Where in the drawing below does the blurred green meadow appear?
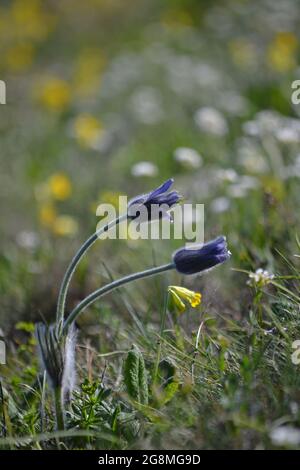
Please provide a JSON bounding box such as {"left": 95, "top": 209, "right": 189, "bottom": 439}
{"left": 0, "top": 0, "right": 300, "bottom": 450}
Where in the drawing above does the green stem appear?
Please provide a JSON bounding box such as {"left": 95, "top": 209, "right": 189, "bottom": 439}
{"left": 153, "top": 291, "right": 169, "bottom": 384}
{"left": 63, "top": 263, "right": 175, "bottom": 335}
{"left": 56, "top": 214, "right": 127, "bottom": 335}
{"left": 54, "top": 387, "right": 65, "bottom": 431}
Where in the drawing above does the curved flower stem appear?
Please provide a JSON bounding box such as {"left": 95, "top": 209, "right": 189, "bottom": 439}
{"left": 63, "top": 262, "right": 175, "bottom": 335}
{"left": 56, "top": 214, "right": 127, "bottom": 335}
{"left": 153, "top": 291, "right": 169, "bottom": 385}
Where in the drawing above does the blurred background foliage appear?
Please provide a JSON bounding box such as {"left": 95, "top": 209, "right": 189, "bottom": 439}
{"left": 0, "top": 0, "right": 299, "bottom": 338}
{"left": 1, "top": 0, "right": 300, "bottom": 451}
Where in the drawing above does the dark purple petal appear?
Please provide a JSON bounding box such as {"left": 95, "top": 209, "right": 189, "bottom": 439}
{"left": 173, "top": 236, "right": 230, "bottom": 275}
{"left": 128, "top": 178, "right": 180, "bottom": 221}
{"left": 147, "top": 178, "right": 174, "bottom": 200}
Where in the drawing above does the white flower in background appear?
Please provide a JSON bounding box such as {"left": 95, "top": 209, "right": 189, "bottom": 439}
{"left": 130, "top": 87, "right": 164, "bottom": 124}
{"left": 256, "top": 110, "right": 281, "bottom": 132}
{"left": 210, "top": 197, "right": 230, "bottom": 213}
{"left": 275, "top": 127, "right": 300, "bottom": 144}
{"left": 131, "top": 161, "right": 158, "bottom": 177}
{"left": 274, "top": 118, "right": 300, "bottom": 144}
{"left": 228, "top": 175, "right": 259, "bottom": 198}
{"left": 237, "top": 138, "right": 268, "bottom": 174}
{"left": 216, "top": 168, "right": 239, "bottom": 183}
{"left": 270, "top": 426, "right": 300, "bottom": 447}
{"left": 243, "top": 110, "right": 282, "bottom": 137}
{"left": 242, "top": 120, "right": 260, "bottom": 137}
{"left": 16, "top": 231, "right": 40, "bottom": 250}
{"left": 228, "top": 184, "right": 248, "bottom": 199}
{"left": 194, "top": 107, "right": 228, "bottom": 136}
{"left": 243, "top": 111, "right": 300, "bottom": 143}
{"left": 247, "top": 268, "right": 274, "bottom": 288}
{"left": 173, "top": 147, "right": 202, "bottom": 169}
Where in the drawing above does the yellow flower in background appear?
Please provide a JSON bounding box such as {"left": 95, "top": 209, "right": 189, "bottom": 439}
{"left": 267, "top": 32, "right": 298, "bottom": 72}
{"left": 73, "top": 113, "right": 103, "bottom": 148}
{"left": 48, "top": 173, "right": 72, "bottom": 200}
{"left": 37, "top": 77, "right": 71, "bottom": 112}
{"left": 5, "top": 43, "right": 34, "bottom": 72}
{"left": 52, "top": 215, "right": 78, "bottom": 237}
{"left": 39, "top": 203, "right": 57, "bottom": 227}
{"left": 168, "top": 286, "right": 202, "bottom": 313}
{"left": 228, "top": 38, "right": 257, "bottom": 68}
{"left": 73, "top": 48, "right": 106, "bottom": 97}
{"left": 11, "top": 0, "right": 55, "bottom": 41}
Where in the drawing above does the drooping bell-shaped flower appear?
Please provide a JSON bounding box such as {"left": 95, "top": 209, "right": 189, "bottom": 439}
{"left": 173, "top": 236, "right": 230, "bottom": 275}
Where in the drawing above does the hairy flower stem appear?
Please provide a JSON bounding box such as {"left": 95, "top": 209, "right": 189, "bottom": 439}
{"left": 56, "top": 214, "right": 127, "bottom": 335}
{"left": 54, "top": 387, "right": 65, "bottom": 431}
{"left": 63, "top": 262, "right": 175, "bottom": 335}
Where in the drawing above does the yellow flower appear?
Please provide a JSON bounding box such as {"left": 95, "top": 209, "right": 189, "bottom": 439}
{"left": 267, "top": 32, "right": 298, "bottom": 72}
{"left": 73, "top": 113, "right": 103, "bottom": 148}
{"left": 73, "top": 48, "right": 106, "bottom": 97}
{"left": 5, "top": 43, "right": 34, "bottom": 72}
{"left": 11, "top": 0, "right": 56, "bottom": 41}
{"left": 52, "top": 215, "right": 78, "bottom": 237}
{"left": 48, "top": 173, "right": 72, "bottom": 200}
{"left": 37, "top": 77, "right": 71, "bottom": 112}
{"left": 168, "top": 286, "right": 202, "bottom": 313}
{"left": 39, "top": 203, "right": 57, "bottom": 227}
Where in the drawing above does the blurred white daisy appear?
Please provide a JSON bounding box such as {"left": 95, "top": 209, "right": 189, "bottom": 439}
{"left": 237, "top": 138, "right": 268, "bottom": 173}
{"left": 16, "top": 231, "right": 40, "bottom": 250}
{"left": 275, "top": 127, "right": 300, "bottom": 144}
{"left": 131, "top": 161, "right": 158, "bottom": 177}
{"left": 194, "top": 107, "right": 228, "bottom": 136}
{"left": 242, "top": 120, "right": 260, "bottom": 137}
{"left": 270, "top": 426, "right": 300, "bottom": 447}
{"left": 216, "top": 168, "right": 239, "bottom": 183}
{"left": 243, "top": 110, "right": 282, "bottom": 137}
{"left": 228, "top": 175, "right": 259, "bottom": 198}
{"left": 256, "top": 110, "right": 281, "bottom": 133}
{"left": 210, "top": 197, "right": 230, "bottom": 213}
{"left": 130, "top": 87, "right": 164, "bottom": 124}
{"left": 173, "top": 147, "right": 202, "bottom": 169}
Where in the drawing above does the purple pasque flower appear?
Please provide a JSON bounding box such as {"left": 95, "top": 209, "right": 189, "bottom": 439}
{"left": 173, "top": 236, "right": 230, "bottom": 275}
{"left": 128, "top": 178, "right": 181, "bottom": 221}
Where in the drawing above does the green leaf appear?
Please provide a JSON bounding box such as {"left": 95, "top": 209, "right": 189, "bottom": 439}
{"left": 123, "top": 345, "right": 149, "bottom": 405}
